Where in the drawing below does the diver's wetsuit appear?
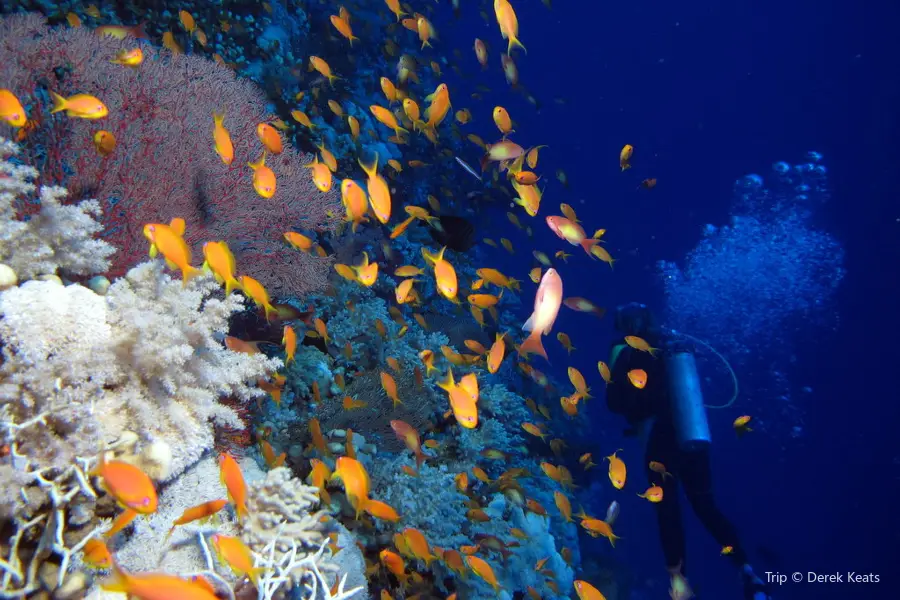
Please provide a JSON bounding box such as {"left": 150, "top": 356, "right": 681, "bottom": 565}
{"left": 607, "top": 337, "right": 747, "bottom": 574}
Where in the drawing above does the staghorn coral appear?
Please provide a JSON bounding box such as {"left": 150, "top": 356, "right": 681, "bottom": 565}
{"left": 0, "top": 137, "right": 114, "bottom": 282}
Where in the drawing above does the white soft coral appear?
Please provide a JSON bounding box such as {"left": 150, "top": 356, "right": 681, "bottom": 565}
{"left": 0, "top": 137, "right": 115, "bottom": 280}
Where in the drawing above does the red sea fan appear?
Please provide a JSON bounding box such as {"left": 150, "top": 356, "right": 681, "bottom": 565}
{"left": 0, "top": 13, "right": 339, "bottom": 297}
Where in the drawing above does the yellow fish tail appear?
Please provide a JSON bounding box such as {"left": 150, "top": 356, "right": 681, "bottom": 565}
{"left": 181, "top": 265, "right": 204, "bottom": 288}
{"left": 224, "top": 276, "right": 242, "bottom": 297}
{"left": 357, "top": 153, "right": 379, "bottom": 178}
{"left": 263, "top": 302, "right": 277, "bottom": 323}
{"left": 507, "top": 36, "right": 527, "bottom": 56}
{"left": 49, "top": 91, "right": 68, "bottom": 114}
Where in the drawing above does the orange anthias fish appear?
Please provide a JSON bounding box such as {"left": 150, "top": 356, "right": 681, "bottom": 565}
{"left": 332, "top": 457, "right": 371, "bottom": 517}
{"left": 212, "top": 111, "right": 234, "bottom": 165}
{"left": 341, "top": 178, "right": 369, "bottom": 232}
{"left": 546, "top": 216, "right": 600, "bottom": 256}
{"left": 202, "top": 240, "right": 241, "bottom": 296}
{"left": 248, "top": 153, "right": 277, "bottom": 198}
{"left": 605, "top": 450, "right": 627, "bottom": 489}
{"left": 260, "top": 439, "right": 286, "bottom": 467}
{"left": 0, "top": 89, "right": 27, "bottom": 127}
{"left": 380, "top": 77, "right": 399, "bottom": 104}
{"left": 493, "top": 106, "right": 513, "bottom": 135}
{"left": 330, "top": 14, "right": 359, "bottom": 45}
{"left": 282, "top": 325, "right": 297, "bottom": 364}
{"left": 370, "top": 104, "right": 409, "bottom": 137}
{"left": 521, "top": 422, "right": 548, "bottom": 441}
{"left": 564, "top": 297, "right": 606, "bottom": 318}
{"left": 350, "top": 252, "right": 378, "bottom": 287}
{"left": 257, "top": 122, "right": 283, "bottom": 155}
{"left": 417, "top": 17, "right": 436, "bottom": 49}
{"left": 238, "top": 275, "right": 276, "bottom": 322}
{"left": 474, "top": 38, "right": 488, "bottom": 68}
{"left": 554, "top": 491, "right": 573, "bottom": 522}
{"left": 95, "top": 23, "right": 149, "bottom": 40}
{"left": 381, "top": 371, "right": 402, "bottom": 407}
{"left": 487, "top": 333, "right": 506, "bottom": 374}
{"left": 179, "top": 10, "right": 196, "bottom": 34}
{"left": 358, "top": 153, "right": 392, "bottom": 224}
{"left": 102, "top": 567, "right": 220, "bottom": 599}
{"left": 424, "top": 83, "right": 451, "bottom": 126}
{"left": 82, "top": 538, "right": 113, "bottom": 569}
{"left": 574, "top": 580, "right": 607, "bottom": 600}
{"left": 92, "top": 457, "right": 158, "bottom": 513}
{"left": 580, "top": 453, "right": 597, "bottom": 469}
{"left": 284, "top": 231, "right": 315, "bottom": 253}
{"left": 627, "top": 368, "right": 647, "bottom": 389}
{"left": 493, "top": 0, "right": 526, "bottom": 55}
{"left": 93, "top": 130, "right": 117, "bottom": 156}
{"left": 403, "top": 528, "right": 435, "bottom": 566}
{"left": 307, "top": 458, "right": 332, "bottom": 503}
{"left": 390, "top": 420, "right": 426, "bottom": 468}
{"left": 620, "top": 144, "right": 634, "bottom": 171}
{"left": 304, "top": 156, "right": 333, "bottom": 192}
{"left": 580, "top": 518, "right": 621, "bottom": 547}
{"left": 481, "top": 139, "right": 524, "bottom": 169}
{"left": 649, "top": 461, "right": 673, "bottom": 480}
{"left": 466, "top": 555, "right": 501, "bottom": 592}
{"left": 309, "top": 56, "right": 341, "bottom": 87}
{"left": 385, "top": 0, "right": 406, "bottom": 21}
{"left": 637, "top": 484, "right": 664, "bottom": 503}
{"left": 733, "top": 415, "right": 753, "bottom": 436}
{"left": 422, "top": 246, "right": 459, "bottom": 302}
{"left": 518, "top": 268, "right": 563, "bottom": 360}
{"left": 142, "top": 222, "right": 203, "bottom": 285}
{"left": 309, "top": 418, "right": 331, "bottom": 457}
{"left": 219, "top": 453, "right": 248, "bottom": 520}
{"left": 597, "top": 361, "right": 613, "bottom": 385}
{"left": 210, "top": 534, "right": 265, "bottom": 586}
{"left": 568, "top": 366, "right": 592, "bottom": 399}
{"left": 110, "top": 47, "right": 144, "bottom": 68}
{"left": 624, "top": 335, "right": 659, "bottom": 357}
{"left": 168, "top": 499, "right": 228, "bottom": 536}
{"left": 49, "top": 92, "right": 108, "bottom": 119}
{"left": 436, "top": 368, "right": 479, "bottom": 428}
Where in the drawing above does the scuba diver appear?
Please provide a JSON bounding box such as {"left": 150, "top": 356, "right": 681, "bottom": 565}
{"left": 605, "top": 302, "right": 772, "bottom": 600}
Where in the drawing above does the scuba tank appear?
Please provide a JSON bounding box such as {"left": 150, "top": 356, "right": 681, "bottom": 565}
{"left": 664, "top": 336, "right": 712, "bottom": 451}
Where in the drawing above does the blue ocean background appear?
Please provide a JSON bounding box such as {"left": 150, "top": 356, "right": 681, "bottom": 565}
{"left": 428, "top": 1, "right": 898, "bottom": 598}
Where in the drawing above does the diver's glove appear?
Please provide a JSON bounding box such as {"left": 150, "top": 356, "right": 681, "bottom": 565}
{"left": 742, "top": 564, "right": 772, "bottom": 600}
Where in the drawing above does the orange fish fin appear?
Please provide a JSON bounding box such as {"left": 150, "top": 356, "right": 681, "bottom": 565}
{"left": 517, "top": 332, "right": 547, "bottom": 360}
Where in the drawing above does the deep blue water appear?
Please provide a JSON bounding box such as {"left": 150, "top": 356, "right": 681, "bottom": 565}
{"left": 430, "top": 0, "right": 899, "bottom": 598}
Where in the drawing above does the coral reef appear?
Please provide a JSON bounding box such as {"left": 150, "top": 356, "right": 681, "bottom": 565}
{"left": 0, "top": 138, "right": 115, "bottom": 282}
{"left": 0, "top": 13, "right": 340, "bottom": 297}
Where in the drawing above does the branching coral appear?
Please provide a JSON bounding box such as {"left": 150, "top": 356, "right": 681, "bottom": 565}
{"left": 240, "top": 467, "right": 368, "bottom": 600}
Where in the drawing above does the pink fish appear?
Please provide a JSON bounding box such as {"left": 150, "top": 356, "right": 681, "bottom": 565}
{"left": 518, "top": 268, "right": 562, "bottom": 360}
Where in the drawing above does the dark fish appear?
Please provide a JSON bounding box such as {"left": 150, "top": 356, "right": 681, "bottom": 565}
{"left": 428, "top": 215, "right": 476, "bottom": 252}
